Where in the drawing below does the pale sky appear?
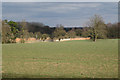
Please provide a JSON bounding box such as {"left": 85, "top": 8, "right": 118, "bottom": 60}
{"left": 2, "top": 0, "right": 120, "bottom": 2}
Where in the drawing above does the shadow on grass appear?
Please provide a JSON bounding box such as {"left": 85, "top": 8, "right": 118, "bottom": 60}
{"left": 2, "top": 73, "right": 60, "bottom": 78}
{"left": 1, "top": 73, "right": 119, "bottom": 80}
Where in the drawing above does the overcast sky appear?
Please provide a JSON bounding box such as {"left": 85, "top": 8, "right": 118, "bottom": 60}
{"left": 2, "top": 0, "right": 119, "bottom": 2}
{"left": 2, "top": 2, "right": 118, "bottom": 27}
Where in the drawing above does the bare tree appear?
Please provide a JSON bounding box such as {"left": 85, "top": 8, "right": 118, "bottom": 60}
{"left": 20, "top": 20, "right": 29, "bottom": 43}
{"left": 86, "top": 15, "right": 107, "bottom": 42}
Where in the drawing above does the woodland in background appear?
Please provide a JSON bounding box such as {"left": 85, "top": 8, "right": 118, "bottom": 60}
{"left": 1, "top": 15, "right": 120, "bottom": 43}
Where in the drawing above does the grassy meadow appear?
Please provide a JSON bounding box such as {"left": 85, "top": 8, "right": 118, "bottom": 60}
{"left": 2, "top": 39, "right": 118, "bottom": 78}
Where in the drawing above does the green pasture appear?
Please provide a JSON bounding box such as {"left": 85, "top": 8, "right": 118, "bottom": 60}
{"left": 2, "top": 39, "right": 118, "bottom": 78}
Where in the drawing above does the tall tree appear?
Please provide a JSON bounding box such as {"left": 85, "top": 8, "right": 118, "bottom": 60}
{"left": 67, "top": 28, "right": 76, "bottom": 38}
{"left": 8, "top": 21, "right": 19, "bottom": 43}
{"left": 2, "top": 20, "right": 11, "bottom": 43}
{"left": 86, "top": 15, "right": 107, "bottom": 42}
{"left": 20, "top": 20, "right": 29, "bottom": 42}
{"left": 106, "top": 23, "right": 118, "bottom": 38}
{"left": 53, "top": 24, "right": 66, "bottom": 41}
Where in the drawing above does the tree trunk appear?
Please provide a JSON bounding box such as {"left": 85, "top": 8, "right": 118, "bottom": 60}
{"left": 93, "top": 38, "right": 96, "bottom": 42}
{"left": 93, "top": 34, "right": 96, "bottom": 42}
{"left": 59, "top": 38, "right": 61, "bottom": 41}
{"left": 43, "top": 39, "right": 45, "bottom": 42}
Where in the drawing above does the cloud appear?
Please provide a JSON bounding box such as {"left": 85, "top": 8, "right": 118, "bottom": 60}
{"left": 2, "top": 2, "right": 118, "bottom": 26}
{"left": 3, "top": 0, "right": 119, "bottom": 2}
{"left": 3, "top": 2, "right": 102, "bottom": 13}
{"left": 0, "top": 2, "right": 1, "bottom": 19}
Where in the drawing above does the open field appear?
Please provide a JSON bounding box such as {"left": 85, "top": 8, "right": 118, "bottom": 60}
{"left": 2, "top": 39, "right": 118, "bottom": 78}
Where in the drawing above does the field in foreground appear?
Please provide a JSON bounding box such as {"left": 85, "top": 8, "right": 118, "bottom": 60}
{"left": 2, "top": 39, "right": 118, "bottom": 78}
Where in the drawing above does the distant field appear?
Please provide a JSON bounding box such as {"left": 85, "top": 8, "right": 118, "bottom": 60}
{"left": 2, "top": 39, "right": 118, "bottom": 78}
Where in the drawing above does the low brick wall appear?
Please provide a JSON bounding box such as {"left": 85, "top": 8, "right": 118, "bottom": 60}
{"left": 27, "top": 38, "right": 36, "bottom": 41}
{"left": 70, "top": 37, "right": 90, "bottom": 40}
{"left": 16, "top": 37, "right": 91, "bottom": 43}
{"left": 15, "top": 38, "right": 21, "bottom": 43}
{"left": 15, "top": 38, "right": 37, "bottom": 43}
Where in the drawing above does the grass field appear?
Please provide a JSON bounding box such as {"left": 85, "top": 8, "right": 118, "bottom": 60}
{"left": 2, "top": 39, "right": 118, "bottom": 78}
